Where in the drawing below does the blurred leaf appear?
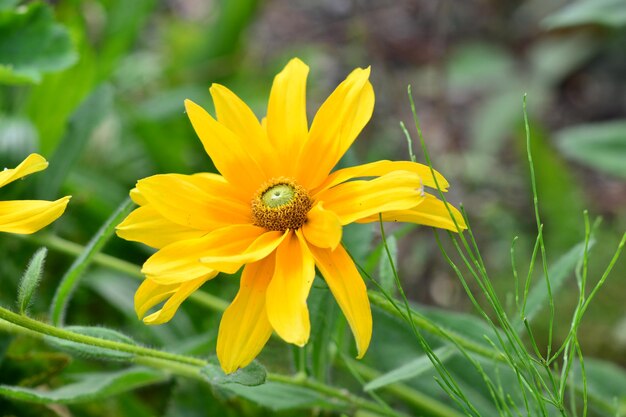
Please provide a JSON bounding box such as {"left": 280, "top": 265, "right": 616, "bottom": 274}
{"left": 577, "top": 358, "right": 626, "bottom": 415}
{"left": 446, "top": 43, "right": 515, "bottom": 90}
{"left": 0, "top": 0, "right": 19, "bottom": 10}
{"left": 309, "top": 284, "right": 338, "bottom": 381}
{"left": 543, "top": 0, "right": 626, "bottom": 29}
{"left": 529, "top": 35, "right": 597, "bottom": 87}
{"left": 0, "top": 367, "right": 166, "bottom": 404}
{"left": 364, "top": 345, "right": 456, "bottom": 391}
{"left": 555, "top": 120, "right": 626, "bottom": 179}
{"left": 223, "top": 381, "right": 342, "bottom": 411}
{"left": 0, "top": 117, "right": 38, "bottom": 167}
{"left": 522, "top": 123, "right": 587, "bottom": 250}
{"left": 0, "top": 2, "right": 77, "bottom": 84}
{"left": 201, "top": 359, "right": 266, "bottom": 386}
{"left": 45, "top": 326, "right": 136, "bottom": 361}
{"left": 36, "top": 84, "right": 114, "bottom": 200}
{"left": 377, "top": 235, "right": 398, "bottom": 295}
{"left": 17, "top": 247, "right": 47, "bottom": 315}
{"left": 518, "top": 240, "right": 592, "bottom": 328}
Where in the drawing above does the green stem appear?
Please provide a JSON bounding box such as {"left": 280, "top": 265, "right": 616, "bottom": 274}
{"left": 50, "top": 198, "right": 136, "bottom": 326}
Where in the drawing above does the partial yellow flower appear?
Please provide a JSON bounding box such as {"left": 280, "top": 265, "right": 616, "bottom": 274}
{"left": 116, "top": 58, "right": 466, "bottom": 373}
{"left": 0, "top": 154, "right": 71, "bottom": 234}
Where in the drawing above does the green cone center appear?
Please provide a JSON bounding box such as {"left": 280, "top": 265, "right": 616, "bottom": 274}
{"left": 262, "top": 184, "right": 295, "bottom": 208}
{"left": 252, "top": 178, "right": 313, "bottom": 231}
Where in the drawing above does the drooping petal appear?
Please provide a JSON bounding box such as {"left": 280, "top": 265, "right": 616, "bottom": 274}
{"left": 265, "top": 231, "right": 315, "bottom": 346}
{"left": 136, "top": 173, "right": 251, "bottom": 231}
{"left": 143, "top": 225, "right": 284, "bottom": 283}
{"left": 265, "top": 58, "right": 309, "bottom": 177}
{"left": 0, "top": 154, "right": 48, "bottom": 188}
{"left": 138, "top": 274, "right": 217, "bottom": 325}
{"left": 296, "top": 67, "right": 374, "bottom": 189}
{"left": 116, "top": 205, "right": 207, "bottom": 249}
{"left": 308, "top": 243, "right": 372, "bottom": 358}
{"left": 210, "top": 84, "right": 278, "bottom": 177}
{"left": 217, "top": 254, "right": 275, "bottom": 373}
{"left": 0, "top": 197, "right": 71, "bottom": 234}
{"left": 199, "top": 226, "right": 288, "bottom": 274}
{"left": 313, "top": 160, "right": 450, "bottom": 195}
{"left": 301, "top": 202, "right": 342, "bottom": 250}
{"left": 316, "top": 171, "right": 424, "bottom": 225}
{"left": 184, "top": 99, "right": 268, "bottom": 197}
{"left": 357, "top": 193, "right": 467, "bottom": 232}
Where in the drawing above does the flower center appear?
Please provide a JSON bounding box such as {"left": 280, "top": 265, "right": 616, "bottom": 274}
{"left": 252, "top": 177, "right": 313, "bottom": 231}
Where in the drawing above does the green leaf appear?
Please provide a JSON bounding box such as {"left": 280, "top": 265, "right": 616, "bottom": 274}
{"left": 44, "top": 326, "right": 137, "bottom": 361}
{"left": 201, "top": 359, "right": 266, "bottom": 386}
{"left": 0, "top": 117, "right": 38, "bottom": 167}
{"left": 377, "top": 234, "right": 398, "bottom": 295}
{"left": 0, "top": 367, "right": 166, "bottom": 404}
{"left": 0, "top": 0, "right": 19, "bottom": 11}
{"left": 364, "top": 345, "right": 456, "bottom": 391}
{"left": 0, "top": 2, "right": 77, "bottom": 84}
{"left": 36, "top": 84, "right": 114, "bottom": 200}
{"left": 578, "top": 358, "right": 626, "bottom": 415}
{"left": 223, "top": 381, "right": 341, "bottom": 411}
{"left": 519, "top": 241, "right": 592, "bottom": 327}
{"left": 555, "top": 120, "right": 626, "bottom": 179}
{"left": 17, "top": 247, "right": 47, "bottom": 315}
{"left": 543, "top": 0, "right": 626, "bottom": 29}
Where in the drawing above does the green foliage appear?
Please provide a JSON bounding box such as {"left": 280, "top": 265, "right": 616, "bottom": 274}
{"left": 543, "top": 0, "right": 626, "bottom": 29}
{"left": 201, "top": 359, "right": 267, "bottom": 387}
{"left": 0, "top": 367, "right": 166, "bottom": 404}
{"left": 45, "top": 326, "right": 136, "bottom": 362}
{"left": 556, "top": 120, "right": 626, "bottom": 179}
{"left": 16, "top": 247, "right": 47, "bottom": 315}
{"left": 0, "top": 2, "right": 77, "bottom": 84}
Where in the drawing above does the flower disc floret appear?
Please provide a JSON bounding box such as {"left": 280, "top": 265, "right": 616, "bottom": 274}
{"left": 252, "top": 177, "right": 312, "bottom": 231}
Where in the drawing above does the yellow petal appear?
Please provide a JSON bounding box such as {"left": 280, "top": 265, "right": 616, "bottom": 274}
{"left": 265, "top": 58, "right": 309, "bottom": 177}
{"left": 129, "top": 188, "right": 147, "bottom": 206}
{"left": 136, "top": 173, "right": 251, "bottom": 231}
{"left": 210, "top": 84, "right": 278, "bottom": 177}
{"left": 0, "top": 154, "right": 48, "bottom": 188}
{"left": 301, "top": 202, "right": 342, "bottom": 250}
{"left": 138, "top": 274, "right": 217, "bottom": 325}
{"left": 217, "top": 254, "right": 275, "bottom": 373}
{"left": 357, "top": 193, "right": 467, "bottom": 232}
{"left": 313, "top": 160, "right": 449, "bottom": 195}
{"left": 184, "top": 99, "right": 268, "bottom": 197}
{"left": 316, "top": 171, "right": 424, "bottom": 225}
{"left": 199, "top": 226, "right": 288, "bottom": 274}
{"left": 0, "top": 197, "right": 70, "bottom": 234}
{"left": 265, "top": 231, "right": 315, "bottom": 346}
{"left": 296, "top": 67, "right": 374, "bottom": 189}
{"left": 116, "top": 205, "right": 207, "bottom": 249}
{"left": 308, "top": 243, "right": 372, "bottom": 358}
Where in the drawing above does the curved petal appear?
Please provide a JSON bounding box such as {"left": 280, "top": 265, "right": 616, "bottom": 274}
{"left": 316, "top": 171, "right": 424, "bottom": 225}
{"left": 0, "top": 197, "right": 70, "bottom": 234}
{"left": 184, "top": 99, "right": 268, "bottom": 197}
{"left": 313, "top": 160, "right": 449, "bottom": 195}
{"left": 308, "top": 243, "right": 372, "bottom": 358}
{"left": 266, "top": 231, "right": 315, "bottom": 346}
{"left": 265, "top": 58, "right": 309, "bottom": 177}
{"left": 217, "top": 254, "right": 275, "bottom": 373}
{"left": 296, "top": 67, "right": 374, "bottom": 189}
{"left": 0, "top": 154, "right": 48, "bottom": 188}
{"left": 357, "top": 193, "right": 467, "bottom": 232}
{"left": 116, "top": 205, "right": 207, "bottom": 249}
{"left": 210, "top": 84, "right": 278, "bottom": 177}
{"left": 137, "top": 273, "right": 217, "bottom": 325}
{"left": 136, "top": 173, "right": 251, "bottom": 231}
{"left": 129, "top": 188, "right": 148, "bottom": 206}
{"left": 200, "top": 226, "right": 288, "bottom": 274}
{"left": 301, "top": 202, "right": 342, "bottom": 250}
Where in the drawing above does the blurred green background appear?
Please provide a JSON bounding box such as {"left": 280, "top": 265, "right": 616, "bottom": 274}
{"left": 1, "top": 0, "right": 625, "bottom": 416}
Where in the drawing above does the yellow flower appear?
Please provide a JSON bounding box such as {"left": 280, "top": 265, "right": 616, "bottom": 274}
{"left": 0, "top": 154, "right": 70, "bottom": 234}
{"left": 116, "top": 58, "right": 466, "bottom": 373}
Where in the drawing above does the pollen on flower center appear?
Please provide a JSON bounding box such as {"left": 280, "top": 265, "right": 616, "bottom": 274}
{"left": 252, "top": 177, "right": 313, "bottom": 231}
